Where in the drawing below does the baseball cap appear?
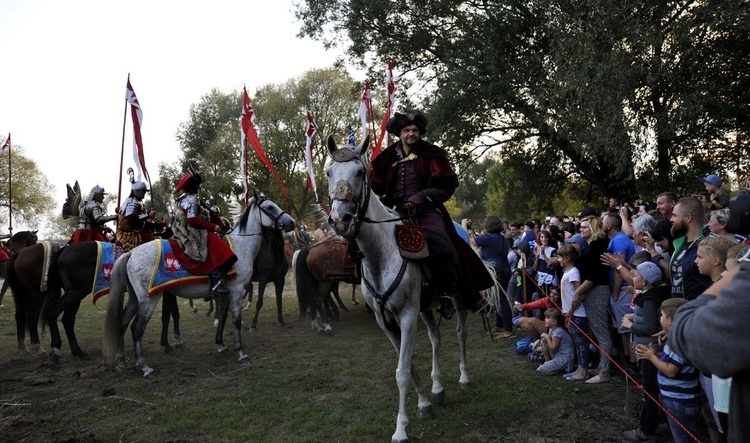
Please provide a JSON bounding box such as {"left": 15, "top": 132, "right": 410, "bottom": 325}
{"left": 700, "top": 174, "right": 722, "bottom": 187}
{"left": 565, "top": 233, "right": 588, "bottom": 251}
{"left": 636, "top": 261, "right": 662, "bottom": 285}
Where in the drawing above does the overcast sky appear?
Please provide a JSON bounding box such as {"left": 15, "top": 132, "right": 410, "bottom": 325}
{"left": 0, "top": 0, "right": 345, "bottom": 236}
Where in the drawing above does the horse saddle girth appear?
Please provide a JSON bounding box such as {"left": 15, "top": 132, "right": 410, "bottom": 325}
{"left": 320, "top": 239, "right": 359, "bottom": 283}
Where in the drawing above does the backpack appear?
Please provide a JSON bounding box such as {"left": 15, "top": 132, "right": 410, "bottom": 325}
{"left": 515, "top": 336, "right": 534, "bottom": 355}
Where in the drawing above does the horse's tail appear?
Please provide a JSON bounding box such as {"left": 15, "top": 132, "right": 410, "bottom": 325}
{"left": 102, "top": 251, "right": 131, "bottom": 361}
{"left": 294, "top": 248, "right": 314, "bottom": 318}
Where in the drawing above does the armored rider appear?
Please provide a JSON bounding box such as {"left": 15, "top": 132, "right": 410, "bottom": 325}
{"left": 116, "top": 181, "right": 164, "bottom": 252}
{"left": 70, "top": 185, "right": 117, "bottom": 244}
{"left": 170, "top": 173, "right": 237, "bottom": 295}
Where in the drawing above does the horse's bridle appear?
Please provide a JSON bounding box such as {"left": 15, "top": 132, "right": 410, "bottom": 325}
{"left": 232, "top": 198, "right": 290, "bottom": 237}
{"left": 329, "top": 148, "right": 410, "bottom": 304}
{"left": 329, "top": 149, "right": 408, "bottom": 238}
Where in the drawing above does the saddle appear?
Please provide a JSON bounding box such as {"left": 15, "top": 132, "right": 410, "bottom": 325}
{"left": 318, "top": 239, "right": 360, "bottom": 283}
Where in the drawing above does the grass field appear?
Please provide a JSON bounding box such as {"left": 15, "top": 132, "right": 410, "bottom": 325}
{"left": 0, "top": 278, "right": 661, "bottom": 442}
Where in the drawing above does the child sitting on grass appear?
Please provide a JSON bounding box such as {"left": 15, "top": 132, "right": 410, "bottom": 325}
{"left": 531, "top": 308, "right": 575, "bottom": 375}
{"left": 636, "top": 298, "right": 700, "bottom": 443}
{"left": 514, "top": 287, "right": 561, "bottom": 339}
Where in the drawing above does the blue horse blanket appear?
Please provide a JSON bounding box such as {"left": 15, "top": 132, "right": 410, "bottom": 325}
{"left": 92, "top": 240, "right": 235, "bottom": 303}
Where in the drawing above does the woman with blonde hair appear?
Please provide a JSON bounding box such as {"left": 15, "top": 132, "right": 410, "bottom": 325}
{"left": 571, "top": 215, "right": 613, "bottom": 383}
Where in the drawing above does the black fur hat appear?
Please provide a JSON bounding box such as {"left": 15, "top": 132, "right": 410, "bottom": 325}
{"left": 385, "top": 109, "right": 427, "bottom": 135}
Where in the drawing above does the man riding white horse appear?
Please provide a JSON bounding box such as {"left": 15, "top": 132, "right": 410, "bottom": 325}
{"left": 116, "top": 181, "right": 165, "bottom": 252}
{"left": 171, "top": 172, "right": 237, "bottom": 295}
{"left": 370, "top": 109, "right": 493, "bottom": 318}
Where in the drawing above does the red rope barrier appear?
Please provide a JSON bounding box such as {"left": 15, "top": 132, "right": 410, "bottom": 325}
{"left": 517, "top": 269, "right": 700, "bottom": 443}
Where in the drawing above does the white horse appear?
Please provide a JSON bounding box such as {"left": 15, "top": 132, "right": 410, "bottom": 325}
{"left": 103, "top": 195, "right": 295, "bottom": 376}
{"left": 325, "top": 135, "right": 481, "bottom": 443}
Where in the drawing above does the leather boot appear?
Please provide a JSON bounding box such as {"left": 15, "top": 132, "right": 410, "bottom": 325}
{"left": 209, "top": 270, "right": 229, "bottom": 295}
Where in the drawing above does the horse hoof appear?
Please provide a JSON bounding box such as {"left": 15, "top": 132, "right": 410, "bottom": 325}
{"left": 248, "top": 327, "right": 257, "bottom": 333}
{"left": 213, "top": 319, "right": 219, "bottom": 328}
{"left": 459, "top": 381, "right": 470, "bottom": 389}
{"left": 49, "top": 352, "right": 60, "bottom": 364}
{"left": 163, "top": 346, "right": 174, "bottom": 355}
{"left": 191, "top": 307, "right": 198, "bottom": 314}
{"left": 418, "top": 404, "right": 433, "bottom": 419}
{"left": 174, "top": 339, "right": 183, "bottom": 347}
{"left": 432, "top": 390, "right": 446, "bottom": 405}
{"left": 77, "top": 351, "right": 90, "bottom": 361}
{"left": 217, "top": 345, "right": 228, "bottom": 353}
{"left": 392, "top": 436, "right": 410, "bottom": 443}
{"left": 141, "top": 366, "right": 154, "bottom": 377}
{"left": 238, "top": 354, "right": 250, "bottom": 363}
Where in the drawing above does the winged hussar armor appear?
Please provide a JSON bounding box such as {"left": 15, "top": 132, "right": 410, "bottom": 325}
{"left": 62, "top": 181, "right": 82, "bottom": 219}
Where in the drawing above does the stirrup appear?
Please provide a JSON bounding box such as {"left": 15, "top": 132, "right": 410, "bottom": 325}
{"left": 210, "top": 276, "right": 229, "bottom": 295}
{"left": 438, "top": 295, "right": 455, "bottom": 320}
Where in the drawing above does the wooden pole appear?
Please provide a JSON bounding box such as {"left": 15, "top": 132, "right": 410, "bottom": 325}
{"left": 117, "top": 74, "right": 129, "bottom": 212}
{"left": 7, "top": 137, "right": 12, "bottom": 236}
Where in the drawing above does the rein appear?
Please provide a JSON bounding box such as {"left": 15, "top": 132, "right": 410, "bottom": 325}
{"left": 230, "top": 200, "right": 290, "bottom": 237}
{"left": 331, "top": 149, "right": 411, "bottom": 305}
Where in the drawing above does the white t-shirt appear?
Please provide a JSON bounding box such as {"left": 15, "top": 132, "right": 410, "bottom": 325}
{"left": 561, "top": 266, "right": 586, "bottom": 317}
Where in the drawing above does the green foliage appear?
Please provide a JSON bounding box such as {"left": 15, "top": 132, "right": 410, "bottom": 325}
{"left": 0, "top": 145, "right": 55, "bottom": 232}
{"left": 296, "top": 0, "right": 750, "bottom": 219}
{"left": 170, "top": 67, "right": 360, "bottom": 223}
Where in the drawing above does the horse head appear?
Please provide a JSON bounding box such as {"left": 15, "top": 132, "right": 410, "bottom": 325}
{"left": 326, "top": 134, "right": 371, "bottom": 237}
{"left": 240, "top": 195, "right": 295, "bottom": 234}
{"left": 10, "top": 230, "right": 39, "bottom": 253}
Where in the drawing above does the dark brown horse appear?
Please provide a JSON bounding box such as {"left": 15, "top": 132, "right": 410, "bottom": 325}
{"left": 3, "top": 231, "right": 44, "bottom": 352}
{"left": 294, "top": 237, "right": 360, "bottom": 333}
{"left": 244, "top": 229, "right": 290, "bottom": 331}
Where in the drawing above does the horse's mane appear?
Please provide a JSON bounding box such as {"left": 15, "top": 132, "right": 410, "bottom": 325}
{"left": 237, "top": 198, "right": 256, "bottom": 234}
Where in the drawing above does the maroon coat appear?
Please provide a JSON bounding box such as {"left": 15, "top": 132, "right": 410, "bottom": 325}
{"left": 371, "top": 139, "right": 494, "bottom": 309}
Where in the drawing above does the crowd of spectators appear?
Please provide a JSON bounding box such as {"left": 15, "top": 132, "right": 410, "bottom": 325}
{"left": 466, "top": 174, "right": 750, "bottom": 442}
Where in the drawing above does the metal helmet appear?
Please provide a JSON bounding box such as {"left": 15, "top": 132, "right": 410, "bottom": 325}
{"left": 89, "top": 185, "right": 105, "bottom": 202}
{"left": 132, "top": 181, "right": 148, "bottom": 199}
{"left": 210, "top": 205, "right": 220, "bottom": 215}
{"left": 132, "top": 181, "right": 148, "bottom": 191}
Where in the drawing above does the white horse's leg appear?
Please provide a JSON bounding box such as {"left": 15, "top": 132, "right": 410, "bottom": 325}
{"left": 379, "top": 308, "right": 426, "bottom": 443}
{"left": 228, "top": 288, "right": 249, "bottom": 362}
{"left": 131, "top": 296, "right": 158, "bottom": 377}
{"left": 455, "top": 299, "right": 470, "bottom": 386}
{"left": 420, "top": 310, "right": 446, "bottom": 404}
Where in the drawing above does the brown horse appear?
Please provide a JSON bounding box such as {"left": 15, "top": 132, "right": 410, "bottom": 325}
{"left": 294, "top": 237, "right": 360, "bottom": 333}
{"left": 3, "top": 231, "right": 45, "bottom": 352}
{"left": 244, "top": 229, "right": 290, "bottom": 331}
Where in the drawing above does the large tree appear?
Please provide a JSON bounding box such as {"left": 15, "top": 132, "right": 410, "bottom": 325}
{"left": 296, "top": 0, "right": 750, "bottom": 201}
{"left": 0, "top": 145, "right": 55, "bottom": 233}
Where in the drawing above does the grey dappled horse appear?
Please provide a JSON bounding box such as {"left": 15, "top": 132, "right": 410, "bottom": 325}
{"left": 325, "top": 135, "right": 481, "bottom": 443}
{"left": 102, "top": 195, "right": 295, "bottom": 376}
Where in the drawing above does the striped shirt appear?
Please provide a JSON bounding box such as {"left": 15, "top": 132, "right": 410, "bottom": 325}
{"left": 658, "top": 342, "right": 700, "bottom": 401}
